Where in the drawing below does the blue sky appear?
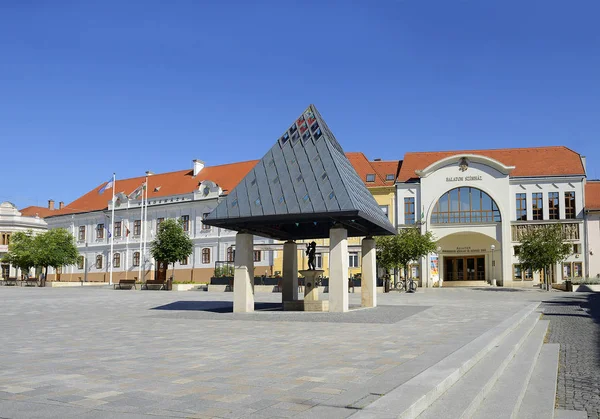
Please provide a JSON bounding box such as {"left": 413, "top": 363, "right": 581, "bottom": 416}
{"left": 1, "top": 1, "right": 599, "bottom": 209}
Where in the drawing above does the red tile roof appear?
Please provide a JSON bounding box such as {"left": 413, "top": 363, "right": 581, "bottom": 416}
{"left": 398, "top": 146, "right": 585, "bottom": 182}
{"left": 21, "top": 154, "right": 398, "bottom": 218}
{"left": 586, "top": 181, "right": 600, "bottom": 211}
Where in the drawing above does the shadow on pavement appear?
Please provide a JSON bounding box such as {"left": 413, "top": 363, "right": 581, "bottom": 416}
{"left": 152, "top": 301, "right": 282, "bottom": 313}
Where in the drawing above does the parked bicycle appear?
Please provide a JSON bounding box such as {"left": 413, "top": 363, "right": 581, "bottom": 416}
{"left": 394, "top": 278, "right": 418, "bottom": 293}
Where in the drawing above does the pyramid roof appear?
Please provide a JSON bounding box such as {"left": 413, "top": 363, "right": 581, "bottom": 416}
{"left": 204, "top": 105, "right": 396, "bottom": 240}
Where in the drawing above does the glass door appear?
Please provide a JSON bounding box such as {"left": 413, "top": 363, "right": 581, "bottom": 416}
{"left": 476, "top": 257, "right": 485, "bottom": 280}
{"left": 466, "top": 258, "right": 475, "bottom": 280}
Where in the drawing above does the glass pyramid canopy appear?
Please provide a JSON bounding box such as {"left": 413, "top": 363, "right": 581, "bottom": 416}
{"left": 204, "top": 105, "right": 397, "bottom": 240}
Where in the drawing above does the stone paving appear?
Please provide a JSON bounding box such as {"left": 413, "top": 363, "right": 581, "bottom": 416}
{"left": 544, "top": 292, "right": 600, "bottom": 419}
{"left": 0, "top": 286, "right": 551, "bottom": 418}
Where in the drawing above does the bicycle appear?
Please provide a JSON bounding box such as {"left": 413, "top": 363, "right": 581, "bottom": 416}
{"left": 394, "top": 278, "right": 418, "bottom": 293}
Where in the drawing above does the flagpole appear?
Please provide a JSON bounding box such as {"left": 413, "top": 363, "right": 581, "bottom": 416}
{"left": 142, "top": 176, "right": 149, "bottom": 281}
{"left": 138, "top": 185, "right": 144, "bottom": 282}
{"left": 109, "top": 173, "right": 115, "bottom": 286}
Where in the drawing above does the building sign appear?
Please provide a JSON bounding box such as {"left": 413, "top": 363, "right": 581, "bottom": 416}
{"left": 446, "top": 176, "right": 483, "bottom": 182}
{"left": 439, "top": 246, "right": 490, "bottom": 254}
{"left": 430, "top": 254, "right": 439, "bottom": 279}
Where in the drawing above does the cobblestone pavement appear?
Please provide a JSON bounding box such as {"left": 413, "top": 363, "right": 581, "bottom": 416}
{"left": 544, "top": 292, "right": 600, "bottom": 419}
{"left": 0, "top": 287, "right": 549, "bottom": 418}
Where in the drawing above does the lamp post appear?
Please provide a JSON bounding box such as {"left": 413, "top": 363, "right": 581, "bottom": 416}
{"left": 490, "top": 244, "right": 496, "bottom": 286}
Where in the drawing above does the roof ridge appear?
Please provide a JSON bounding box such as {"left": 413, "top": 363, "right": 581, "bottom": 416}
{"left": 404, "top": 145, "right": 574, "bottom": 155}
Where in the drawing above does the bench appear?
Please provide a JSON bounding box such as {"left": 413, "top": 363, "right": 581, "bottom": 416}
{"left": 21, "top": 277, "right": 39, "bottom": 287}
{"left": 2, "top": 278, "right": 17, "bottom": 286}
{"left": 143, "top": 280, "right": 167, "bottom": 290}
{"left": 114, "top": 279, "right": 136, "bottom": 290}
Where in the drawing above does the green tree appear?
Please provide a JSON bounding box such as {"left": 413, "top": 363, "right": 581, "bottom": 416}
{"left": 35, "top": 228, "right": 80, "bottom": 281}
{"left": 517, "top": 224, "right": 572, "bottom": 290}
{"left": 376, "top": 227, "right": 437, "bottom": 282}
{"left": 150, "top": 218, "right": 193, "bottom": 281}
{"left": 2, "top": 231, "right": 36, "bottom": 275}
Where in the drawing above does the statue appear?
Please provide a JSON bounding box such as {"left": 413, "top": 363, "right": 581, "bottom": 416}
{"left": 306, "top": 241, "right": 317, "bottom": 270}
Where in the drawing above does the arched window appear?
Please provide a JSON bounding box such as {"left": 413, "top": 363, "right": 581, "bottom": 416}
{"left": 95, "top": 255, "right": 103, "bottom": 269}
{"left": 202, "top": 248, "right": 211, "bottom": 264}
{"left": 113, "top": 253, "right": 121, "bottom": 268}
{"left": 227, "top": 246, "right": 234, "bottom": 262}
{"left": 133, "top": 252, "right": 140, "bottom": 267}
{"left": 432, "top": 187, "right": 501, "bottom": 224}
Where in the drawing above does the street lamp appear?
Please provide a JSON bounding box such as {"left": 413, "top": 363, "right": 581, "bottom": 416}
{"left": 490, "top": 244, "right": 496, "bottom": 286}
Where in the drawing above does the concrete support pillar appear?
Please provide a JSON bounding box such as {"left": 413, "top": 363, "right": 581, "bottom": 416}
{"left": 233, "top": 232, "right": 254, "bottom": 313}
{"left": 282, "top": 241, "right": 298, "bottom": 302}
{"left": 361, "top": 237, "right": 377, "bottom": 308}
{"left": 329, "top": 226, "right": 349, "bottom": 312}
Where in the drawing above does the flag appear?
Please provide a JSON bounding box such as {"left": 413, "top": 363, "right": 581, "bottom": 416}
{"left": 114, "top": 192, "right": 128, "bottom": 207}
{"left": 124, "top": 220, "right": 130, "bottom": 237}
{"left": 128, "top": 183, "right": 145, "bottom": 200}
{"left": 104, "top": 214, "right": 112, "bottom": 238}
{"left": 98, "top": 177, "right": 114, "bottom": 194}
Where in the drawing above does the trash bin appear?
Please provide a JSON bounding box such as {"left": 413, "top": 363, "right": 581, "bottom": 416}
{"left": 565, "top": 280, "right": 573, "bottom": 292}
{"left": 167, "top": 276, "right": 173, "bottom": 291}
{"left": 384, "top": 278, "right": 390, "bottom": 293}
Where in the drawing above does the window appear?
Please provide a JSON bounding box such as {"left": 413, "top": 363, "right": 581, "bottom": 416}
{"left": 133, "top": 252, "right": 140, "bottom": 267}
{"left": 253, "top": 250, "right": 261, "bottom": 262}
{"left": 404, "top": 197, "right": 415, "bottom": 224}
{"left": 563, "top": 262, "right": 572, "bottom": 279}
{"left": 514, "top": 246, "right": 521, "bottom": 256}
{"left": 380, "top": 205, "right": 389, "bottom": 216}
{"left": 157, "top": 218, "right": 164, "bottom": 230}
{"left": 548, "top": 192, "right": 559, "bottom": 220}
{"left": 516, "top": 193, "right": 527, "bottom": 221}
{"left": 114, "top": 221, "right": 122, "bottom": 237}
{"left": 78, "top": 226, "right": 86, "bottom": 241}
{"left": 573, "top": 243, "right": 581, "bottom": 254}
{"left": 532, "top": 193, "right": 543, "bottom": 220}
{"left": 133, "top": 220, "right": 141, "bottom": 236}
{"left": 202, "top": 248, "right": 211, "bottom": 264}
{"left": 431, "top": 187, "right": 501, "bottom": 224}
{"left": 565, "top": 192, "right": 576, "bottom": 219}
{"left": 513, "top": 264, "right": 522, "bottom": 280}
{"left": 1, "top": 233, "right": 11, "bottom": 245}
{"left": 96, "top": 224, "right": 104, "bottom": 239}
{"left": 77, "top": 256, "right": 84, "bottom": 270}
{"left": 180, "top": 256, "right": 188, "bottom": 265}
{"left": 113, "top": 253, "right": 120, "bottom": 268}
{"left": 315, "top": 253, "right": 322, "bottom": 269}
{"left": 95, "top": 255, "right": 103, "bottom": 269}
{"left": 202, "top": 213, "right": 211, "bottom": 230}
{"left": 573, "top": 262, "right": 583, "bottom": 278}
{"left": 181, "top": 215, "right": 190, "bottom": 232}
{"left": 386, "top": 174, "right": 395, "bottom": 181}
{"left": 227, "top": 246, "right": 235, "bottom": 262}
{"left": 349, "top": 252, "right": 359, "bottom": 268}
{"left": 366, "top": 174, "right": 376, "bottom": 182}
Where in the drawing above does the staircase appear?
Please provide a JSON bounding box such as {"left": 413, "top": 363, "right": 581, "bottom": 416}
{"left": 352, "top": 303, "right": 587, "bottom": 419}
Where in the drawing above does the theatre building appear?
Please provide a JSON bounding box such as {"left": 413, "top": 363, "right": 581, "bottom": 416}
{"left": 396, "top": 146, "right": 587, "bottom": 287}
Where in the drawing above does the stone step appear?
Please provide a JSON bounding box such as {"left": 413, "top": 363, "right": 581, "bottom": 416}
{"left": 351, "top": 302, "right": 541, "bottom": 419}
{"left": 472, "top": 320, "right": 549, "bottom": 419}
{"left": 516, "top": 343, "right": 559, "bottom": 419}
{"left": 554, "top": 409, "right": 588, "bottom": 419}
{"left": 417, "top": 312, "right": 541, "bottom": 419}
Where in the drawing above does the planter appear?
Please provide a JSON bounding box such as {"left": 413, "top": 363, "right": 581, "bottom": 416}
{"left": 46, "top": 281, "right": 107, "bottom": 287}
{"left": 573, "top": 284, "right": 600, "bottom": 292}
{"left": 171, "top": 284, "right": 207, "bottom": 291}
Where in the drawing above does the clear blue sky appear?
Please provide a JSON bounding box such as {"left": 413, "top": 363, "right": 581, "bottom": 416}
{"left": 1, "top": 1, "right": 599, "bottom": 209}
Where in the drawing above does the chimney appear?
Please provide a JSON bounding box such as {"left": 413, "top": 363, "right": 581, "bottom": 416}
{"left": 59, "top": 201, "right": 65, "bottom": 209}
{"left": 193, "top": 159, "right": 205, "bottom": 176}
{"left": 48, "top": 199, "right": 55, "bottom": 210}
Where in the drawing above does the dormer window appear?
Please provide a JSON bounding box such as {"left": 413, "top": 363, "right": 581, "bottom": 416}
{"left": 366, "top": 174, "right": 376, "bottom": 182}
{"left": 386, "top": 174, "right": 395, "bottom": 181}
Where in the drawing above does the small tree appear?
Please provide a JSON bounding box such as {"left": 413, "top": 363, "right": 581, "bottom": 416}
{"left": 518, "top": 224, "right": 572, "bottom": 290}
{"left": 2, "top": 231, "right": 36, "bottom": 277}
{"left": 150, "top": 219, "right": 193, "bottom": 281}
{"left": 35, "top": 228, "right": 80, "bottom": 281}
{"left": 376, "top": 227, "right": 437, "bottom": 283}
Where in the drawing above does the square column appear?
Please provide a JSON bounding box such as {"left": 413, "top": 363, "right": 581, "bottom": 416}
{"left": 282, "top": 241, "right": 298, "bottom": 302}
{"left": 233, "top": 232, "right": 254, "bottom": 313}
{"left": 361, "top": 237, "right": 377, "bottom": 308}
{"left": 329, "top": 226, "right": 349, "bottom": 312}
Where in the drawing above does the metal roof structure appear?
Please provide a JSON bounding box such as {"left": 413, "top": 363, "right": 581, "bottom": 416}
{"left": 204, "top": 105, "right": 397, "bottom": 240}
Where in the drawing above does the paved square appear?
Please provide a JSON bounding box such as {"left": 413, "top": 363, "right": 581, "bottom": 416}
{"left": 0, "top": 287, "right": 552, "bottom": 418}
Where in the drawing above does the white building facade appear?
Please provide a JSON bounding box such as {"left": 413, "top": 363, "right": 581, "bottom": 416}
{"left": 396, "top": 147, "right": 587, "bottom": 287}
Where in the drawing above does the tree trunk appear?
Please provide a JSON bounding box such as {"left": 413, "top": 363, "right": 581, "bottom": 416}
{"left": 171, "top": 262, "right": 175, "bottom": 282}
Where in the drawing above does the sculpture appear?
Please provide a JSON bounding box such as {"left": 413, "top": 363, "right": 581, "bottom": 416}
{"left": 306, "top": 241, "right": 317, "bottom": 270}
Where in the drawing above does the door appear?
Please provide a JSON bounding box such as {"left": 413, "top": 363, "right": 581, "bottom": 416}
{"left": 444, "top": 256, "right": 486, "bottom": 281}
{"left": 155, "top": 261, "right": 168, "bottom": 281}
{"left": 466, "top": 258, "right": 475, "bottom": 280}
